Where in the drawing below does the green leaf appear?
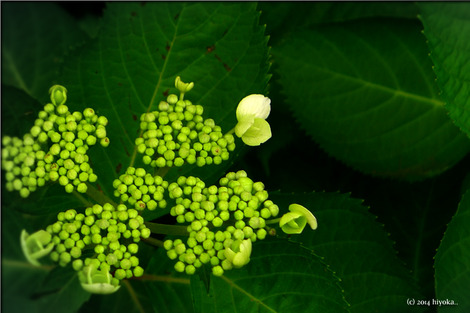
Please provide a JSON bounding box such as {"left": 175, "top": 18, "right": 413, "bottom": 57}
{"left": 1, "top": 85, "right": 43, "bottom": 136}
{"left": 191, "top": 239, "right": 349, "bottom": 313}
{"left": 33, "top": 266, "right": 91, "bottom": 313}
{"left": 77, "top": 281, "right": 154, "bottom": 313}
{"left": 144, "top": 245, "right": 194, "bottom": 313}
{"left": 7, "top": 183, "right": 90, "bottom": 216}
{"left": 434, "top": 189, "right": 470, "bottom": 312}
{"left": 418, "top": 3, "right": 470, "bottom": 140}
{"left": 60, "top": 2, "right": 270, "bottom": 197}
{"left": 270, "top": 192, "right": 425, "bottom": 313}
{"left": 1, "top": 207, "right": 51, "bottom": 313}
{"left": 259, "top": 2, "right": 419, "bottom": 45}
{"left": 1, "top": 2, "right": 87, "bottom": 103}
{"left": 273, "top": 18, "right": 470, "bottom": 180}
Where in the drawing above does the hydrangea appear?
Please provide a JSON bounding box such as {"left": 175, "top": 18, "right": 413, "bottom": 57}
{"left": 234, "top": 94, "right": 272, "bottom": 146}
{"left": 279, "top": 204, "right": 317, "bottom": 234}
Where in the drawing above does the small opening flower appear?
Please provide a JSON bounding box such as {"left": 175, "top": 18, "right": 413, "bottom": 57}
{"left": 20, "top": 229, "right": 55, "bottom": 266}
{"left": 234, "top": 94, "right": 272, "bottom": 146}
{"left": 48, "top": 85, "right": 68, "bottom": 106}
{"left": 224, "top": 239, "right": 252, "bottom": 268}
{"left": 279, "top": 204, "right": 317, "bottom": 234}
{"left": 78, "top": 264, "right": 121, "bottom": 294}
{"left": 175, "top": 76, "right": 194, "bottom": 96}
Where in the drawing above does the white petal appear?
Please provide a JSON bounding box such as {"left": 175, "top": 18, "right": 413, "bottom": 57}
{"left": 236, "top": 94, "right": 271, "bottom": 121}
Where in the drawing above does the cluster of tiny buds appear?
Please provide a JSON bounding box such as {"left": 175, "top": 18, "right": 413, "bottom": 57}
{"left": 42, "top": 203, "right": 150, "bottom": 286}
{"left": 135, "top": 78, "right": 235, "bottom": 169}
{"left": 1, "top": 85, "right": 110, "bottom": 197}
{"left": 112, "top": 166, "right": 169, "bottom": 211}
{"left": 164, "top": 170, "right": 279, "bottom": 276}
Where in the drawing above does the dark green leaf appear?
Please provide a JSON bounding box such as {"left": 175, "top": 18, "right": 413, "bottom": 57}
{"left": 8, "top": 183, "right": 90, "bottom": 216}
{"left": 1, "top": 206, "right": 52, "bottom": 313}
{"left": 1, "top": 2, "right": 88, "bottom": 103}
{"left": 144, "top": 246, "right": 194, "bottom": 313}
{"left": 1, "top": 85, "right": 43, "bottom": 136}
{"left": 78, "top": 281, "right": 154, "bottom": 313}
{"left": 434, "top": 189, "right": 470, "bottom": 312}
{"left": 60, "top": 2, "right": 270, "bottom": 198}
{"left": 33, "top": 266, "right": 91, "bottom": 313}
{"left": 270, "top": 192, "right": 425, "bottom": 313}
{"left": 273, "top": 18, "right": 470, "bottom": 180}
{"left": 259, "top": 2, "right": 419, "bottom": 45}
{"left": 418, "top": 3, "right": 470, "bottom": 141}
{"left": 191, "top": 239, "right": 349, "bottom": 313}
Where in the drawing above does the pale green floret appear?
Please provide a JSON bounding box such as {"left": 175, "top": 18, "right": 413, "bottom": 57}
{"left": 279, "top": 204, "right": 317, "bottom": 234}
{"left": 78, "top": 263, "right": 121, "bottom": 294}
{"left": 20, "top": 229, "right": 55, "bottom": 266}
{"left": 234, "top": 94, "right": 272, "bottom": 146}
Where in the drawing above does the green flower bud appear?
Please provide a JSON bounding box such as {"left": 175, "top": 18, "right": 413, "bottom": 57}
{"left": 279, "top": 204, "right": 317, "bottom": 234}
{"left": 174, "top": 261, "right": 185, "bottom": 273}
{"left": 185, "top": 264, "right": 196, "bottom": 275}
{"left": 73, "top": 259, "right": 84, "bottom": 271}
{"left": 100, "top": 137, "right": 110, "bottom": 147}
{"left": 212, "top": 265, "right": 224, "bottom": 276}
{"left": 56, "top": 104, "right": 69, "bottom": 116}
{"left": 93, "top": 116, "right": 107, "bottom": 128}
{"left": 83, "top": 108, "right": 95, "bottom": 119}
{"left": 134, "top": 266, "right": 144, "bottom": 277}
{"left": 86, "top": 135, "right": 97, "bottom": 146}
{"left": 95, "top": 126, "right": 107, "bottom": 139}
{"left": 49, "top": 85, "right": 68, "bottom": 106}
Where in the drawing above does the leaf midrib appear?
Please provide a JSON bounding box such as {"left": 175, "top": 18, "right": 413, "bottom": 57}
{"left": 2, "top": 49, "right": 31, "bottom": 95}
{"left": 220, "top": 275, "right": 277, "bottom": 313}
{"left": 128, "top": 3, "right": 183, "bottom": 168}
{"left": 305, "top": 61, "right": 445, "bottom": 108}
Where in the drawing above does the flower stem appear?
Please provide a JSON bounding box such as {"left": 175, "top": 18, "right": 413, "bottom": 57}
{"left": 155, "top": 166, "right": 170, "bottom": 178}
{"left": 265, "top": 217, "right": 281, "bottom": 225}
{"left": 144, "top": 222, "right": 189, "bottom": 236}
{"left": 226, "top": 127, "right": 236, "bottom": 136}
{"left": 142, "top": 237, "right": 164, "bottom": 247}
{"left": 85, "top": 182, "right": 117, "bottom": 207}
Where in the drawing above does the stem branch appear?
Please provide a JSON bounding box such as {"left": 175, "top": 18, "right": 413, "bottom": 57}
{"left": 265, "top": 217, "right": 281, "bottom": 225}
{"left": 142, "top": 237, "right": 164, "bottom": 247}
{"left": 85, "top": 182, "right": 117, "bottom": 207}
{"left": 145, "top": 222, "right": 189, "bottom": 236}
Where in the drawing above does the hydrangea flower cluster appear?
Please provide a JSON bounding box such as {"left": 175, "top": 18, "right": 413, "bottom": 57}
{"left": 113, "top": 166, "right": 169, "bottom": 211}
{"left": 1, "top": 85, "right": 109, "bottom": 196}
{"left": 163, "top": 169, "right": 280, "bottom": 276}
{"left": 22, "top": 203, "right": 150, "bottom": 294}
{"left": 6, "top": 77, "right": 318, "bottom": 295}
{"left": 135, "top": 77, "right": 235, "bottom": 168}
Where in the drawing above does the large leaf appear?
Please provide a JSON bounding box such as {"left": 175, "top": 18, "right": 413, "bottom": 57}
{"left": 418, "top": 3, "right": 470, "bottom": 140}
{"left": 434, "top": 189, "right": 470, "bottom": 312}
{"left": 1, "top": 2, "right": 88, "bottom": 103}
{"left": 33, "top": 266, "right": 91, "bottom": 313}
{"left": 1, "top": 207, "right": 51, "bottom": 313}
{"left": 270, "top": 192, "right": 425, "bottom": 313}
{"left": 191, "top": 239, "right": 349, "bottom": 313}
{"left": 144, "top": 246, "right": 194, "bottom": 313}
{"left": 273, "top": 18, "right": 470, "bottom": 180}
{"left": 1, "top": 85, "right": 42, "bottom": 136}
{"left": 60, "top": 2, "right": 270, "bottom": 198}
{"left": 1, "top": 198, "right": 90, "bottom": 313}
{"left": 259, "top": 2, "right": 419, "bottom": 45}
